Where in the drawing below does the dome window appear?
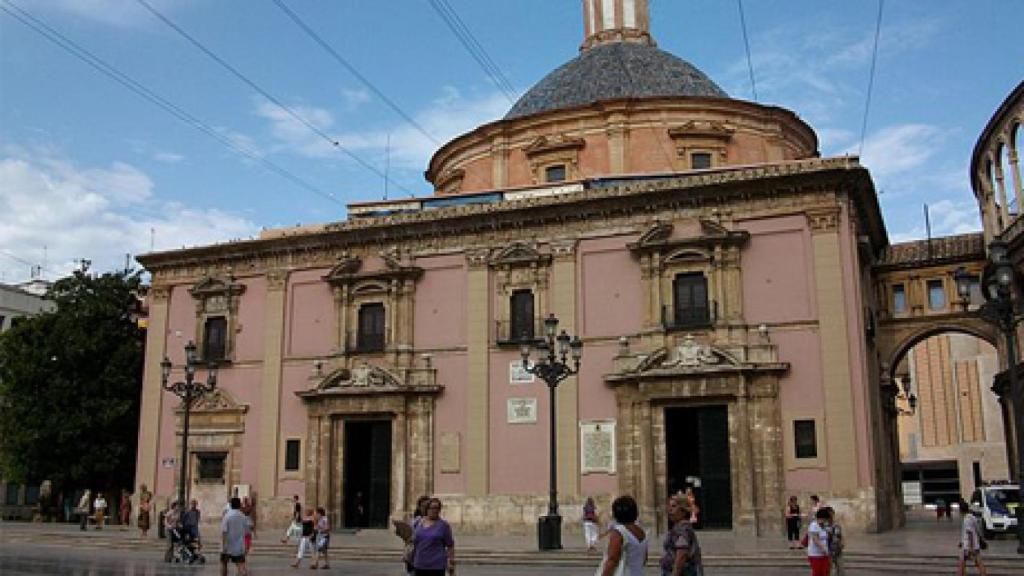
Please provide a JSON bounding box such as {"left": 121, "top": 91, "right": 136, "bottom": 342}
{"left": 690, "top": 152, "right": 712, "bottom": 170}
{"left": 545, "top": 164, "right": 567, "bottom": 183}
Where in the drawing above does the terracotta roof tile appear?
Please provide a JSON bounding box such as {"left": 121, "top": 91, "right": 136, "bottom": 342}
{"left": 877, "top": 232, "right": 984, "bottom": 267}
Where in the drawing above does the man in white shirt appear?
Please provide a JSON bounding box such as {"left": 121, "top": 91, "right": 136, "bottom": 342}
{"left": 220, "top": 497, "right": 250, "bottom": 576}
{"left": 957, "top": 499, "right": 988, "bottom": 576}
{"left": 806, "top": 508, "right": 830, "bottom": 576}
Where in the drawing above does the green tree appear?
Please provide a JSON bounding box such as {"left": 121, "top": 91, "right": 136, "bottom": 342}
{"left": 0, "top": 269, "right": 144, "bottom": 494}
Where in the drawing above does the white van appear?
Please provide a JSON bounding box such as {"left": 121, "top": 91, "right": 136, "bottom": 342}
{"left": 968, "top": 483, "right": 1020, "bottom": 537}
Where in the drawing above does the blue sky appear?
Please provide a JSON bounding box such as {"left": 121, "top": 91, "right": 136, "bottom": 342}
{"left": 1, "top": 0, "right": 1021, "bottom": 283}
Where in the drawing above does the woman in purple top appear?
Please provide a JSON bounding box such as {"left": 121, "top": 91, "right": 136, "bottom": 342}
{"left": 411, "top": 497, "right": 455, "bottom": 576}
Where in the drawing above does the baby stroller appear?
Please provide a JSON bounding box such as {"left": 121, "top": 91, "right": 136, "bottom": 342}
{"left": 165, "top": 525, "right": 206, "bottom": 564}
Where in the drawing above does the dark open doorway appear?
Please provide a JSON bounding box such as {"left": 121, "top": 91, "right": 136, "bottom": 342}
{"left": 665, "top": 405, "right": 732, "bottom": 529}
{"left": 343, "top": 420, "right": 391, "bottom": 528}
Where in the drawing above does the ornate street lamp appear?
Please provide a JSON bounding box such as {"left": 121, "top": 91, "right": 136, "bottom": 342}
{"left": 955, "top": 242, "right": 1024, "bottom": 554}
{"left": 160, "top": 341, "right": 218, "bottom": 509}
{"left": 520, "top": 313, "right": 582, "bottom": 551}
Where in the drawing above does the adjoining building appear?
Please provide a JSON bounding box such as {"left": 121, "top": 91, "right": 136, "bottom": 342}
{"left": 134, "top": 1, "right": 1011, "bottom": 535}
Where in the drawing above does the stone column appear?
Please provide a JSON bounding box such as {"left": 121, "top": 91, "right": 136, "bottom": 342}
{"left": 1010, "top": 147, "right": 1023, "bottom": 217}
{"left": 465, "top": 249, "right": 491, "bottom": 495}
{"left": 552, "top": 240, "right": 580, "bottom": 498}
{"left": 807, "top": 207, "right": 860, "bottom": 493}
{"left": 135, "top": 284, "right": 172, "bottom": 498}
{"left": 258, "top": 269, "right": 289, "bottom": 503}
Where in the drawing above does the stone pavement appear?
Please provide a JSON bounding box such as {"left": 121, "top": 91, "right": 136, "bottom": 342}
{"left": 1, "top": 511, "right": 1021, "bottom": 574}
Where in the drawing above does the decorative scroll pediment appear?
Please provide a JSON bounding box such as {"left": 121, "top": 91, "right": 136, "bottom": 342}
{"left": 189, "top": 275, "right": 246, "bottom": 300}
{"left": 298, "top": 362, "right": 442, "bottom": 399}
{"left": 324, "top": 255, "right": 363, "bottom": 279}
{"left": 489, "top": 242, "right": 551, "bottom": 267}
{"left": 636, "top": 222, "right": 674, "bottom": 247}
{"left": 322, "top": 253, "right": 422, "bottom": 287}
{"left": 629, "top": 220, "right": 750, "bottom": 255}
{"left": 523, "top": 135, "right": 586, "bottom": 157}
{"left": 178, "top": 388, "right": 248, "bottom": 414}
{"left": 667, "top": 120, "right": 736, "bottom": 141}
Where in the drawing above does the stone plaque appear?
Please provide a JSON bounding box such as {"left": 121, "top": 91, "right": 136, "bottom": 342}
{"left": 509, "top": 361, "right": 535, "bottom": 384}
{"left": 580, "top": 420, "right": 616, "bottom": 474}
{"left": 440, "top": 432, "right": 460, "bottom": 474}
{"left": 506, "top": 398, "right": 537, "bottom": 424}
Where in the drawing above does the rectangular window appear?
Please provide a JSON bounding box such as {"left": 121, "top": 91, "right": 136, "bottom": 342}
{"left": 0, "top": 315, "right": 6, "bottom": 331}
{"left": 794, "top": 420, "right": 817, "bottom": 459}
{"left": 509, "top": 289, "right": 535, "bottom": 341}
{"left": 963, "top": 274, "right": 983, "bottom": 306}
{"left": 5, "top": 483, "right": 20, "bottom": 505}
{"left": 927, "top": 279, "right": 946, "bottom": 310}
{"left": 892, "top": 284, "right": 906, "bottom": 313}
{"left": 544, "top": 164, "right": 566, "bottom": 182}
{"left": 24, "top": 485, "right": 39, "bottom": 505}
{"left": 672, "top": 272, "right": 710, "bottom": 328}
{"left": 284, "top": 439, "right": 301, "bottom": 472}
{"left": 197, "top": 452, "right": 226, "bottom": 483}
{"left": 357, "top": 302, "right": 386, "bottom": 352}
{"left": 203, "top": 316, "right": 227, "bottom": 361}
{"left": 690, "top": 152, "right": 712, "bottom": 170}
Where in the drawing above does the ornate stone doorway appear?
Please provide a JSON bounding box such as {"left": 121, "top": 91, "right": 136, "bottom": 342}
{"left": 665, "top": 405, "right": 732, "bottom": 529}
{"left": 343, "top": 419, "right": 392, "bottom": 528}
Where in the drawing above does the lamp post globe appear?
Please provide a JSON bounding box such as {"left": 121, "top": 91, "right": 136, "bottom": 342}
{"left": 520, "top": 314, "right": 582, "bottom": 551}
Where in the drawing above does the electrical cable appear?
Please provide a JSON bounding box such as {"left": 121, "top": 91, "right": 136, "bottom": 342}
{"left": 271, "top": 0, "right": 441, "bottom": 146}
{"left": 133, "top": 0, "right": 414, "bottom": 197}
{"left": 858, "top": 0, "right": 885, "bottom": 159}
{"left": 0, "top": 0, "right": 341, "bottom": 205}
{"left": 428, "top": 0, "right": 517, "bottom": 103}
{"left": 736, "top": 0, "right": 758, "bottom": 102}
{"left": 0, "top": 249, "right": 62, "bottom": 279}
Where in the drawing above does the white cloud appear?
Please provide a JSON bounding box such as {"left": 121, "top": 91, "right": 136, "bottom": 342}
{"left": 22, "top": 0, "right": 188, "bottom": 29}
{"left": 888, "top": 197, "right": 982, "bottom": 243}
{"left": 153, "top": 151, "right": 184, "bottom": 164}
{"left": 0, "top": 149, "right": 257, "bottom": 284}
{"left": 853, "top": 124, "right": 947, "bottom": 179}
{"left": 341, "top": 88, "right": 372, "bottom": 110}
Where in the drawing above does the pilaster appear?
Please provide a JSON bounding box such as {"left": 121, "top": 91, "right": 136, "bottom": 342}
{"left": 136, "top": 284, "right": 171, "bottom": 498}
{"left": 465, "top": 249, "right": 491, "bottom": 495}
{"left": 551, "top": 239, "right": 579, "bottom": 497}
{"left": 258, "top": 269, "right": 289, "bottom": 501}
{"left": 807, "top": 207, "right": 859, "bottom": 492}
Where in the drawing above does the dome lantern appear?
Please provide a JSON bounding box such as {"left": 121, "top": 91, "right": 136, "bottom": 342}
{"left": 582, "top": 0, "right": 654, "bottom": 51}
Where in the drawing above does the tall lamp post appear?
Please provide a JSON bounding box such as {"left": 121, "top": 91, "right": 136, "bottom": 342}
{"left": 955, "top": 239, "right": 1024, "bottom": 554}
{"left": 160, "top": 341, "right": 218, "bottom": 509}
{"left": 520, "top": 313, "right": 582, "bottom": 551}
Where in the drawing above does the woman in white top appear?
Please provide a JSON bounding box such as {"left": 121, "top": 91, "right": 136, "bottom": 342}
{"left": 93, "top": 492, "right": 108, "bottom": 530}
{"left": 957, "top": 499, "right": 988, "bottom": 576}
{"left": 805, "top": 508, "right": 830, "bottom": 576}
{"left": 599, "top": 495, "right": 647, "bottom": 576}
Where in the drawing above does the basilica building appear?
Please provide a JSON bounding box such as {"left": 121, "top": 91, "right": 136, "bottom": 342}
{"left": 137, "top": 0, "right": 902, "bottom": 535}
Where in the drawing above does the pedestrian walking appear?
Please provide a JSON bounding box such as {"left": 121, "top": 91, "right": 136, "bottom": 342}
{"left": 77, "top": 490, "right": 91, "bottom": 531}
{"left": 396, "top": 495, "right": 431, "bottom": 575}
{"left": 138, "top": 485, "right": 152, "bottom": 537}
{"left": 280, "top": 494, "right": 302, "bottom": 544}
{"left": 291, "top": 507, "right": 315, "bottom": 568}
{"left": 957, "top": 498, "right": 988, "bottom": 576}
{"left": 598, "top": 495, "right": 647, "bottom": 576}
{"left": 935, "top": 497, "right": 948, "bottom": 521}
{"left": 825, "top": 507, "right": 844, "bottom": 576}
{"left": 810, "top": 494, "right": 823, "bottom": 516}
{"left": 93, "top": 492, "right": 107, "bottom": 530}
{"left": 785, "top": 495, "right": 802, "bottom": 549}
{"left": 583, "top": 496, "right": 600, "bottom": 552}
{"left": 661, "top": 495, "right": 702, "bottom": 576}
{"left": 240, "top": 496, "right": 255, "bottom": 554}
{"left": 164, "top": 501, "right": 182, "bottom": 563}
{"left": 119, "top": 490, "right": 132, "bottom": 529}
{"left": 684, "top": 488, "right": 700, "bottom": 528}
{"left": 311, "top": 506, "right": 331, "bottom": 569}
{"left": 183, "top": 499, "right": 202, "bottom": 548}
{"left": 805, "top": 508, "right": 830, "bottom": 576}
{"left": 221, "top": 497, "right": 250, "bottom": 576}
{"left": 409, "top": 497, "right": 455, "bottom": 576}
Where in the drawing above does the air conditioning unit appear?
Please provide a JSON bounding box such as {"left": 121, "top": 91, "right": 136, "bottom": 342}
{"left": 231, "top": 484, "right": 251, "bottom": 499}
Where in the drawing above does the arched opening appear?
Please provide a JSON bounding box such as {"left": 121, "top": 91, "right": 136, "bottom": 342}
{"left": 889, "top": 329, "right": 1010, "bottom": 522}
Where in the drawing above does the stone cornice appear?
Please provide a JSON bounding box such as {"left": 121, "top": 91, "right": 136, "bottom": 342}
{"left": 137, "top": 158, "right": 885, "bottom": 273}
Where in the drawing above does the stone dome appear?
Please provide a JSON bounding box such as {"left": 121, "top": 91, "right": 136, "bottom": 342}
{"left": 505, "top": 42, "right": 728, "bottom": 120}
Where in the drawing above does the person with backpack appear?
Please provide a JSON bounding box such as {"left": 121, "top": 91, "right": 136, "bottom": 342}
{"left": 805, "top": 508, "right": 830, "bottom": 576}
{"left": 825, "top": 507, "right": 844, "bottom": 576}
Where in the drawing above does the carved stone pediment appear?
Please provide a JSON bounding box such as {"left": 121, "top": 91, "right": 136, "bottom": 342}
{"left": 178, "top": 388, "right": 248, "bottom": 414}
{"left": 668, "top": 120, "right": 736, "bottom": 141}
{"left": 629, "top": 220, "right": 750, "bottom": 255}
{"left": 490, "top": 242, "right": 551, "bottom": 267}
{"left": 524, "top": 135, "right": 586, "bottom": 157}
{"left": 324, "top": 255, "right": 362, "bottom": 279}
{"left": 299, "top": 362, "right": 442, "bottom": 398}
{"left": 636, "top": 222, "right": 674, "bottom": 247}
{"left": 322, "top": 253, "right": 422, "bottom": 287}
{"left": 611, "top": 335, "right": 791, "bottom": 381}
{"left": 190, "top": 275, "right": 245, "bottom": 301}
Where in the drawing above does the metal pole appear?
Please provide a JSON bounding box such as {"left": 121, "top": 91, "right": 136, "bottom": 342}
{"left": 1006, "top": 323, "right": 1024, "bottom": 554}
{"left": 178, "top": 388, "right": 191, "bottom": 508}
{"left": 548, "top": 380, "right": 558, "bottom": 517}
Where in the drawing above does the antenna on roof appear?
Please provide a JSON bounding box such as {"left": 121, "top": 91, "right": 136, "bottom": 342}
{"left": 383, "top": 132, "right": 391, "bottom": 201}
{"left": 924, "top": 203, "right": 933, "bottom": 260}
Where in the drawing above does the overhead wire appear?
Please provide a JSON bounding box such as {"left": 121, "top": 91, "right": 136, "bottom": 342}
{"left": 0, "top": 0, "right": 341, "bottom": 205}
{"left": 271, "top": 0, "right": 441, "bottom": 147}
{"left": 736, "top": 0, "right": 758, "bottom": 102}
{"left": 427, "top": 0, "right": 517, "bottom": 103}
{"left": 858, "top": 0, "right": 885, "bottom": 159}
{"left": 0, "top": 249, "right": 62, "bottom": 279}
{"left": 133, "top": 0, "right": 415, "bottom": 197}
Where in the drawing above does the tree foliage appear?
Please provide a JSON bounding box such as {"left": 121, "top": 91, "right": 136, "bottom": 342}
{"left": 0, "top": 270, "right": 144, "bottom": 492}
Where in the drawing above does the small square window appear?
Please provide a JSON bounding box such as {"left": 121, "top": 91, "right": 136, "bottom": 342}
{"left": 892, "top": 284, "right": 906, "bottom": 313}
{"left": 197, "top": 453, "right": 226, "bottom": 483}
{"left": 545, "top": 164, "right": 566, "bottom": 182}
{"left": 690, "top": 152, "right": 712, "bottom": 170}
{"left": 927, "top": 279, "right": 945, "bottom": 310}
{"left": 5, "top": 483, "right": 20, "bottom": 505}
{"left": 794, "top": 420, "right": 817, "bottom": 459}
{"left": 285, "top": 439, "right": 301, "bottom": 472}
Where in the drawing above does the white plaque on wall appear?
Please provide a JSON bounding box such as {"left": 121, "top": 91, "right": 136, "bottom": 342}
{"left": 509, "top": 361, "right": 535, "bottom": 384}
{"left": 506, "top": 397, "right": 538, "bottom": 423}
{"left": 580, "top": 420, "right": 616, "bottom": 474}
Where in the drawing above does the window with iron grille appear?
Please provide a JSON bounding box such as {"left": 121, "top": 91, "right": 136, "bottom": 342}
{"left": 673, "top": 272, "right": 710, "bottom": 327}
{"left": 357, "top": 302, "right": 386, "bottom": 352}
{"left": 510, "top": 289, "right": 535, "bottom": 341}
{"left": 794, "top": 420, "right": 817, "bottom": 459}
{"left": 203, "top": 316, "right": 227, "bottom": 361}
{"left": 197, "top": 453, "right": 226, "bottom": 483}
